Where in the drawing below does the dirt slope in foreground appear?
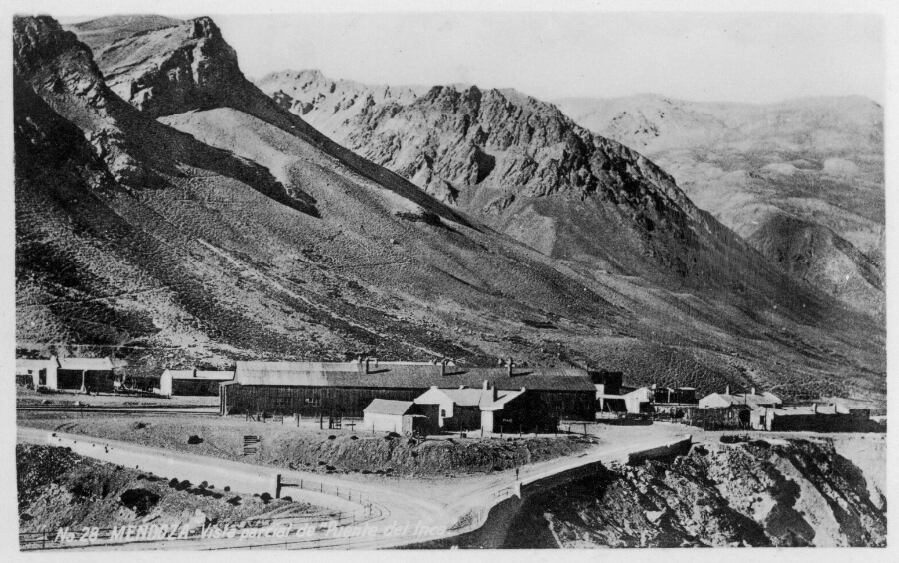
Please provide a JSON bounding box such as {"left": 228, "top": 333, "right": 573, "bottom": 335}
{"left": 17, "top": 444, "right": 319, "bottom": 538}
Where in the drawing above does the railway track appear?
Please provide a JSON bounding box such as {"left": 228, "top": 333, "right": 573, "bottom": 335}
{"left": 17, "top": 405, "right": 219, "bottom": 416}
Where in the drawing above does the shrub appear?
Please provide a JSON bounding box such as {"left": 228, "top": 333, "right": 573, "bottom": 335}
{"left": 119, "top": 489, "right": 160, "bottom": 516}
{"left": 187, "top": 435, "right": 203, "bottom": 445}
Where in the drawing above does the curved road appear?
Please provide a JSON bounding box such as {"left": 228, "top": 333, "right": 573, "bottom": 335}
{"left": 17, "top": 425, "right": 691, "bottom": 549}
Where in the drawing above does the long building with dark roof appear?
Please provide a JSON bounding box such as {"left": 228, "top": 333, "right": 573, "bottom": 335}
{"left": 219, "top": 360, "right": 595, "bottom": 420}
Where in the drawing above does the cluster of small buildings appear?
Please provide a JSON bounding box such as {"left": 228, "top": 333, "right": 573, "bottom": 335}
{"left": 15, "top": 354, "right": 878, "bottom": 434}
{"left": 597, "top": 381, "right": 876, "bottom": 432}
{"left": 15, "top": 356, "right": 128, "bottom": 393}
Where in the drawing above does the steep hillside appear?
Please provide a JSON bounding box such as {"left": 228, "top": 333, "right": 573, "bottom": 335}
{"left": 508, "top": 438, "right": 886, "bottom": 547}
{"left": 556, "top": 95, "right": 885, "bottom": 318}
{"left": 14, "top": 15, "right": 884, "bottom": 402}
{"left": 257, "top": 70, "right": 804, "bottom": 298}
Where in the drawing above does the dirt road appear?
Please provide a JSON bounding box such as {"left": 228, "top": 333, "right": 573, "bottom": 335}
{"left": 17, "top": 424, "right": 690, "bottom": 549}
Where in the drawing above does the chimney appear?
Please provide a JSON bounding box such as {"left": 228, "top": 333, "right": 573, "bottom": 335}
{"left": 507, "top": 357, "right": 514, "bottom": 377}
{"left": 364, "top": 358, "right": 370, "bottom": 374}
{"left": 813, "top": 402, "right": 818, "bottom": 414}
{"left": 725, "top": 384, "right": 730, "bottom": 395}
{"left": 441, "top": 359, "right": 448, "bottom": 376}
{"left": 751, "top": 387, "right": 756, "bottom": 396}
{"left": 493, "top": 384, "right": 498, "bottom": 402}
{"left": 482, "top": 380, "right": 489, "bottom": 390}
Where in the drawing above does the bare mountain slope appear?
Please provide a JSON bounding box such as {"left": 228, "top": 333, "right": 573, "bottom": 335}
{"left": 556, "top": 94, "right": 885, "bottom": 318}
{"left": 16, "top": 15, "right": 883, "bottom": 402}
{"left": 253, "top": 69, "right": 862, "bottom": 320}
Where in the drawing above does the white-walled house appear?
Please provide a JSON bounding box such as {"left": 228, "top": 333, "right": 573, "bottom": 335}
{"left": 16, "top": 356, "right": 58, "bottom": 389}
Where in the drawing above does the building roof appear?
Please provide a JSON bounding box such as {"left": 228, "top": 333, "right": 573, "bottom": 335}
{"left": 16, "top": 357, "right": 56, "bottom": 370}
{"left": 233, "top": 361, "right": 593, "bottom": 391}
{"left": 434, "top": 388, "right": 492, "bottom": 407}
{"left": 759, "top": 392, "right": 783, "bottom": 405}
{"left": 700, "top": 392, "right": 780, "bottom": 409}
{"left": 194, "top": 370, "right": 234, "bottom": 380}
{"left": 163, "top": 369, "right": 235, "bottom": 381}
{"left": 482, "top": 389, "right": 527, "bottom": 411}
{"left": 162, "top": 369, "right": 195, "bottom": 379}
{"left": 773, "top": 404, "right": 846, "bottom": 416}
{"left": 57, "top": 357, "right": 126, "bottom": 371}
{"left": 415, "top": 386, "right": 526, "bottom": 410}
{"left": 624, "top": 387, "right": 653, "bottom": 400}
{"left": 363, "top": 399, "right": 417, "bottom": 415}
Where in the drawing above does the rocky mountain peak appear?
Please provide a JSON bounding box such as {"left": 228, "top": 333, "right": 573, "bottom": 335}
{"left": 14, "top": 15, "right": 147, "bottom": 186}
{"left": 257, "top": 69, "right": 834, "bottom": 303}
{"left": 15, "top": 16, "right": 91, "bottom": 77}
{"left": 190, "top": 16, "right": 222, "bottom": 39}
{"left": 69, "top": 15, "right": 245, "bottom": 118}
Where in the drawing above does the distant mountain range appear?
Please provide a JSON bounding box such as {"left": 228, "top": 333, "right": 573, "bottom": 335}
{"left": 12, "top": 15, "right": 884, "bottom": 402}
{"left": 556, "top": 94, "right": 884, "bottom": 319}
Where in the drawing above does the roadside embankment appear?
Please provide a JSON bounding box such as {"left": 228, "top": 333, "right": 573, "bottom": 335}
{"left": 507, "top": 437, "right": 886, "bottom": 547}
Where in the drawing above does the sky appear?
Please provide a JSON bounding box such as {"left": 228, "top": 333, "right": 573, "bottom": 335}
{"left": 200, "top": 11, "right": 885, "bottom": 104}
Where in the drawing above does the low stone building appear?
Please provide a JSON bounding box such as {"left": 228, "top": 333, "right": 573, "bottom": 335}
{"left": 362, "top": 399, "right": 433, "bottom": 435}
{"left": 16, "top": 356, "right": 58, "bottom": 389}
{"left": 756, "top": 404, "right": 878, "bottom": 432}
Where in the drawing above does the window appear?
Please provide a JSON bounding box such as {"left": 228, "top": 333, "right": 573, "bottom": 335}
{"left": 440, "top": 409, "right": 446, "bottom": 417}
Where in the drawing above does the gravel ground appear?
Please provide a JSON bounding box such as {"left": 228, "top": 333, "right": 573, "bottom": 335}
{"left": 18, "top": 411, "right": 595, "bottom": 478}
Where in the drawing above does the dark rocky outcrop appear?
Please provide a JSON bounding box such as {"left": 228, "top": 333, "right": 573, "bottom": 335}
{"left": 508, "top": 439, "right": 886, "bottom": 548}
